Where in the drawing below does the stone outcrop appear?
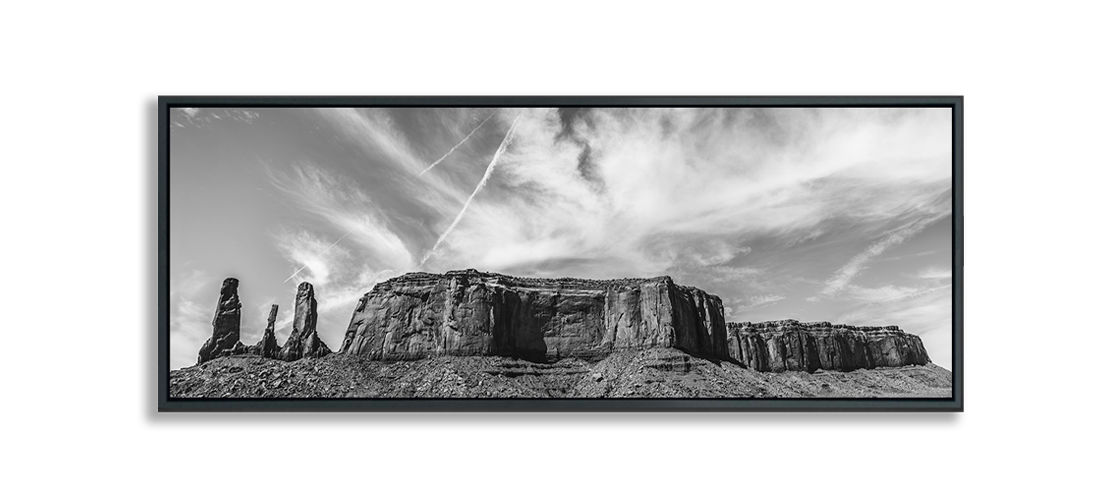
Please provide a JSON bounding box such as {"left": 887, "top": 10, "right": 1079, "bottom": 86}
{"left": 197, "top": 278, "right": 243, "bottom": 365}
{"left": 279, "top": 282, "right": 332, "bottom": 361}
{"left": 247, "top": 304, "right": 280, "bottom": 359}
{"left": 339, "top": 269, "right": 728, "bottom": 361}
{"left": 726, "top": 320, "right": 930, "bottom": 372}
{"left": 190, "top": 273, "right": 936, "bottom": 376}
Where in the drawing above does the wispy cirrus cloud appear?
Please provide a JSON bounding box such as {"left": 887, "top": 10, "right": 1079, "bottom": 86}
{"left": 425, "top": 108, "right": 952, "bottom": 281}
{"left": 317, "top": 108, "right": 426, "bottom": 173}
{"left": 265, "top": 162, "right": 416, "bottom": 271}
{"left": 275, "top": 228, "right": 355, "bottom": 288}
{"left": 172, "top": 107, "right": 259, "bottom": 128}
{"left": 422, "top": 113, "right": 523, "bottom": 265}
{"left": 283, "top": 230, "right": 353, "bottom": 284}
{"left": 169, "top": 269, "right": 214, "bottom": 370}
{"left": 419, "top": 110, "right": 497, "bottom": 176}
{"left": 302, "top": 107, "right": 952, "bottom": 285}
{"left": 913, "top": 266, "right": 952, "bottom": 280}
{"left": 172, "top": 106, "right": 954, "bottom": 368}
{"left": 844, "top": 283, "right": 951, "bottom": 305}
{"left": 818, "top": 215, "right": 947, "bottom": 298}
{"left": 742, "top": 294, "right": 787, "bottom": 309}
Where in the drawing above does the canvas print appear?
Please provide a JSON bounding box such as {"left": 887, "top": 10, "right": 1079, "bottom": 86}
{"left": 167, "top": 105, "right": 955, "bottom": 401}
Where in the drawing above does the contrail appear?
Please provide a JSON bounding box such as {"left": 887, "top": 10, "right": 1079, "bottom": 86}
{"left": 283, "top": 229, "right": 354, "bottom": 283}
{"left": 418, "top": 110, "right": 498, "bottom": 176}
{"left": 421, "top": 114, "right": 522, "bottom": 265}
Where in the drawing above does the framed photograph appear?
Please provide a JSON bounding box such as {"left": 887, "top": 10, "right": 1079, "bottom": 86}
{"left": 159, "top": 96, "right": 962, "bottom": 412}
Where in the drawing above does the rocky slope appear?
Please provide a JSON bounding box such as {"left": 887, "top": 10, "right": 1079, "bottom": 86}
{"left": 170, "top": 350, "right": 952, "bottom": 399}
{"left": 727, "top": 320, "right": 930, "bottom": 372}
{"left": 339, "top": 269, "right": 728, "bottom": 362}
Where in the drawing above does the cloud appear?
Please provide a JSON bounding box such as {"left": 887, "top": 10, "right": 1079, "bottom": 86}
{"left": 227, "top": 110, "right": 260, "bottom": 124}
{"left": 647, "top": 238, "right": 752, "bottom": 269}
{"left": 818, "top": 216, "right": 946, "bottom": 297}
{"left": 283, "top": 230, "right": 353, "bottom": 284}
{"left": 421, "top": 108, "right": 952, "bottom": 283}
{"left": 312, "top": 109, "right": 477, "bottom": 230}
{"left": 914, "top": 266, "right": 952, "bottom": 280}
{"left": 177, "top": 107, "right": 952, "bottom": 364}
{"left": 169, "top": 269, "right": 214, "bottom": 370}
{"left": 419, "top": 110, "right": 497, "bottom": 176}
{"left": 266, "top": 162, "right": 416, "bottom": 271}
{"left": 275, "top": 228, "right": 355, "bottom": 288}
{"left": 317, "top": 108, "right": 426, "bottom": 173}
{"left": 880, "top": 249, "right": 939, "bottom": 262}
{"left": 173, "top": 108, "right": 259, "bottom": 128}
{"left": 422, "top": 113, "right": 523, "bottom": 264}
{"left": 844, "top": 284, "right": 920, "bottom": 304}
{"left": 742, "top": 294, "right": 787, "bottom": 309}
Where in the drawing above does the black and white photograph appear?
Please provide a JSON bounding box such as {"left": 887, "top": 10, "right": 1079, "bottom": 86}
{"left": 18, "top": 1, "right": 1116, "bottom": 502}
{"left": 165, "top": 102, "right": 958, "bottom": 404}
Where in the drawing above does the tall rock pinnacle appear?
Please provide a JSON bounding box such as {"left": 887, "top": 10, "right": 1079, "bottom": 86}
{"left": 248, "top": 304, "right": 280, "bottom": 359}
{"left": 197, "top": 278, "right": 243, "bottom": 365}
{"left": 279, "top": 282, "right": 332, "bottom": 361}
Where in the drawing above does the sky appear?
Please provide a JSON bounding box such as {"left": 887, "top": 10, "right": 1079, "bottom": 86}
{"left": 169, "top": 107, "right": 953, "bottom": 371}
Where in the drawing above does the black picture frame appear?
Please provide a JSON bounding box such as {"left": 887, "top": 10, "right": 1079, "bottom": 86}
{"left": 158, "top": 96, "right": 963, "bottom": 412}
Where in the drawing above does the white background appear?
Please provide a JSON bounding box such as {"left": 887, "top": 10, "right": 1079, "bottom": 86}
{"left": 2, "top": 1, "right": 1112, "bottom": 502}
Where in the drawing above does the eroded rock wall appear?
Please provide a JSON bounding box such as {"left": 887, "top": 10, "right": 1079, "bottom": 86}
{"left": 726, "top": 320, "right": 930, "bottom": 372}
{"left": 339, "top": 270, "right": 729, "bottom": 361}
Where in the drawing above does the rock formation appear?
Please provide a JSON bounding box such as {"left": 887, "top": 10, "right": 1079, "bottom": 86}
{"left": 189, "top": 272, "right": 936, "bottom": 379}
{"left": 197, "top": 278, "right": 243, "bottom": 365}
{"left": 247, "top": 304, "right": 280, "bottom": 359}
{"left": 339, "top": 269, "right": 728, "bottom": 361}
{"left": 726, "top": 320, "right": 930, "bottom": 372}
{"left": 279, "top": 282, "right": 332, "bottom": 361}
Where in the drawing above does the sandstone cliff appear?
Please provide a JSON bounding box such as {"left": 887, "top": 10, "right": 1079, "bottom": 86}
{"left": 726, "top": 320, "right": 930, "bottom": 372}
{"left": 197, "top": 278, "right": 243, "bottom": 365}
{"left": 279, "top": 282, "right": 332, "bottom": 361}
{"left": 339, "top": 269, "right": 729, "bottom": 362}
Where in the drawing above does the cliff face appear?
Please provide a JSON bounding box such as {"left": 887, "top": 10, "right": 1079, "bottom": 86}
{"left": 197, "top": 278, "right": 243, "bottom": 365}
{"left": 726, "top": 320, "right": 930, "bottom": 372}
{"left": 279, "top": 282, "right": 332, "bottom": 361}
{"left": 190, "top": 273, "right": 935, "bottom": 375}
{"left": 339, "top": 269, "right": 729, "bottom": 361}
